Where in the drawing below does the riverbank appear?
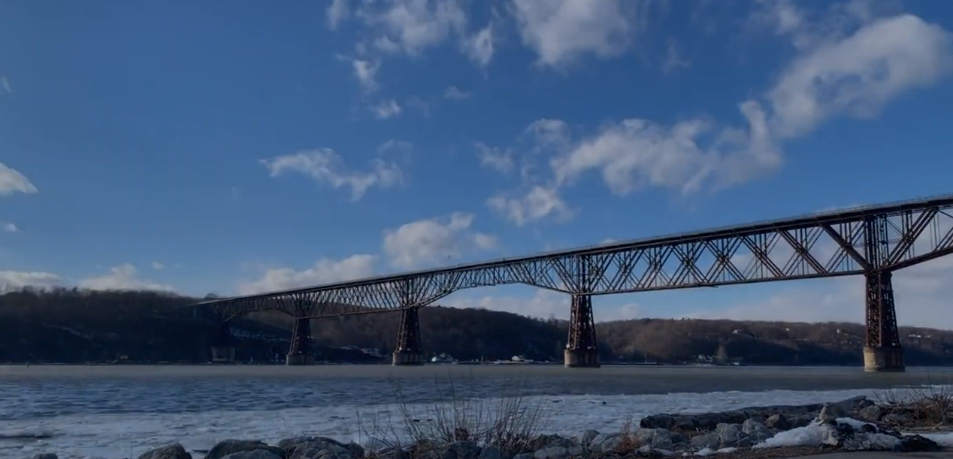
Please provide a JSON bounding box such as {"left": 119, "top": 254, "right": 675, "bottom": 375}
{"left": 22, "top": 388, "right": 953, "bottom": 459}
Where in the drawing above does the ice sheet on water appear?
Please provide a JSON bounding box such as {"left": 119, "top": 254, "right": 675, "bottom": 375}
{"left": 2, "top": 387, "right": 893, "bottom": 459}
{"left": 919, "top": 432, "right": 953, "bottom": 447}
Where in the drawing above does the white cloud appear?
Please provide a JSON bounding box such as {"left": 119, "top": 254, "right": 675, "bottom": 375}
{"left": 551, "top": 101, "right": 780, "bottom": 196}
{"left": 475, "top": 143, "right": 514, "bottom": 174}
{"left": 3, "top": 222, "right": 17, "bottom": 233}
{"left": 261, "top": 148, "right": 404, "bottom": 201}
{"left": 661, "top": 40, "right": 691, "bottom": 74}
{"left": 463, "top": 21, "right": 495, "bottom": 68}
{"left": 510, "top": 0, "right": 638, "bottom": 68}
{"left": 342, "top": 0, "right": 497, "bottom": 67}
{"left": 0, "top": 162, "right": 38, "bottom": 196}
{"left": 383, "top": 212, "right": 497, "bottom": 269}
{"left": 78, "top": 264, "right": 175, "bottom": 292}
{"left": 151, "top": 261, "right": 165, "bottom": 270}
{"left": 484, "top": 6, "right": 952, "bottom": 218}
{"left": 361, "top": 0, "right": 468, "bottom": 56}
{"left": 327, "top": 0, "right": 350, "bottom": 30}
{"left": 0, "top": 270, "right": 63, "bottom": 292}
{"left": 487, "top": 186, "right": 573, "bottom": 226}
{"left": 237, "top": 254, "right": 378, "bottom": 295}
{"left": 1, "top": 75, "right": 11, "bottom": 93}
{"left": 767, "top": 14, "right": 953, "bottom": 139}
{"left": 372, "top": 99, "right": 403, "bottom": 119}
{"left": 352, "top": 59, "right": 381, "bottom": 92}
{"left": 525, "top": 119, "right": 571, "bottom": 152}
{"left": 443, "top": 86, "right": 471, "bottom": 100}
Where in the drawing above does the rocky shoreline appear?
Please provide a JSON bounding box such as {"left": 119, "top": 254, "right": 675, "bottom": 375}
{"left": 25, "top": 395, "right": 953, "bottom": 459}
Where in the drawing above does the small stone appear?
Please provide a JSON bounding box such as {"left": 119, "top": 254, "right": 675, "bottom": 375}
{"left": 137, "top": 444, "right": 192, "bottom": 459}
{"left": 32, "top": 454, "right": 58, "bottom": 459}
{"left": 764, "top": 413, "right": 790, "bottom": 431}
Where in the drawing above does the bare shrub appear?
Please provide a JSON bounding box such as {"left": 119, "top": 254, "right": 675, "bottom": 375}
{"left": 359, "top": 372, "right": 549, "bottom": 457}
{"left": 876, "top": 375, "right": 953, "bottom": 428}
{"left": 615, "top": 417, "right": 641, "bottom": 453}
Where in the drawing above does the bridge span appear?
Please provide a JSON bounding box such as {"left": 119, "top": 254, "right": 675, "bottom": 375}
{"left": 193, "top": 193, "right": 953, "bottom": 371}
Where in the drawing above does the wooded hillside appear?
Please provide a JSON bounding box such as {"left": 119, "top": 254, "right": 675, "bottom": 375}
{"left": 1, "top": 288, "right": 951, "bottom": 365}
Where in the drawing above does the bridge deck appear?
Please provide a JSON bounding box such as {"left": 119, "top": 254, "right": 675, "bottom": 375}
{"left": 195, "top": 193, "right": 953, "bottom": 307}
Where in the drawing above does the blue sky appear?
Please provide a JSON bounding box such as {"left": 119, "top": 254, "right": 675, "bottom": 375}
{"left": 3, "top": 0, "right": 953, "bottom": 327}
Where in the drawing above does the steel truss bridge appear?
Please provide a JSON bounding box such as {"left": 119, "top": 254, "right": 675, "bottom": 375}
{"left": 194, "top": 194, "right": 953, "bottom": 370}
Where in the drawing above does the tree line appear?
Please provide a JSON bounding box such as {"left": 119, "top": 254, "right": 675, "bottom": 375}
{"left": 1, "top": 288, "right": 951, "bottom": 365}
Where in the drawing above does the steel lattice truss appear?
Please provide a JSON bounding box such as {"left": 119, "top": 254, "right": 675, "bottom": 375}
{"left": 195, "top": 195, "right": 953, "bottom": 320}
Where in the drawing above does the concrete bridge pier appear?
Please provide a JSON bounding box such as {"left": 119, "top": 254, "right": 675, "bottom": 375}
{"left": 564, "top": 294, "right": 600, "bottom": 368}
{"left": 210, "top": 322, "right": 236, "bottom": 363}
{"left": 393, "top": 307, "right": 425, "bottom": 366}
{"left": 863, "top": 270, "right": 905, "bottom": 372}
{"left": 286, "top": 317, "right": 315, "bottom": 365}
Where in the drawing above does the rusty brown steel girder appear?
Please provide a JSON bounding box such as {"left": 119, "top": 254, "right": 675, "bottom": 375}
{"left": 191, "top": 194, "right": 953, "bottom": 319}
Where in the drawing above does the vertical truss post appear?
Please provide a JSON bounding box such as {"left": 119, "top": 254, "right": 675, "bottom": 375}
{"left": 210, "top": 320, "right": 236, "bottom": 363}
{"left": 565, "top": 257, "right": 600, "bottom": 368}
{"left": 862, "top": 217, "right": 904, "bottom": 372}
{"left": 286, "top": 317, "right": 315, "bottom": 365}
{"left": 393, "top": 280, "right": 425, "bottom": 366}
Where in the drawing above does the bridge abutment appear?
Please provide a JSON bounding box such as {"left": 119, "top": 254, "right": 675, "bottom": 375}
{"left": 286, "top": 317, "right": 315, "bottom": 365}
{"left": 863, "top": 270, "right": 904, "bottom": 372}
{"left": 393, "top": 307, "right": 425, "bottom": 366}
{"left": 564, "top": 294, "right": 600, "bottom": 368}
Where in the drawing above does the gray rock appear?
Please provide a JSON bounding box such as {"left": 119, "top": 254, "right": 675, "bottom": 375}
{"left": 741, "top": 419, "right": 772, "bottom": 444}
{"left": 529, "top": 434, "right": 575, "bottom": 451}
{"left": 764, "top": 413, "right": 789, "bottom": 431}
{"left": 818, "top": 403, "right": 848, "bottom": 423}
{"left": 575, "top": 430, "right": 600, "bottom": 449}
{"left": 477, "top": 446, "right": 502, "bottom": 459}
{"left": 588, "top": 433, "right": 621, "bottom": 453}
{"left": 137, "top": 444, "right": 192, "bottom": 459}
{"left": 715, "top": 423, "right": 749, "bottom": 448}
{"left": 31, "top": 455, "right": 58, "bottom": 459}
{"left": 636, "top": 428, "right": 675, "bottom": 450}
{"left": 896, "top": 434, "right": 942, "bottom": 452}
{"left": 532, "top": 447, "right": 569, "bottom": 459}
{"left": 278, "top": 436, "right": 363, "bottom": 459}
{"left": 689, "top": 433, "right": 720, "bottom": 450}
{"left": 207, "top": 440, "right": 285, "bottom": 459}
{"left": 442, "top": 441, "right": 481, "bottom": 459}
{"left": 222, "top": 451, "right": 283, "bottom": 459}
{"left": 513, "top": 454, "right": 534, "bottom": 459}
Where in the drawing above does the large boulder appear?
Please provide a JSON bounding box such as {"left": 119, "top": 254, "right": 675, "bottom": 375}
{"left": 206, "top": 440, "right": 285, "bottom": 459}
{"left": 137, "top": 444, "right": 192, "bottom": 459}
{"left": 277, "top": 436, "right": 364, "bottom": 459}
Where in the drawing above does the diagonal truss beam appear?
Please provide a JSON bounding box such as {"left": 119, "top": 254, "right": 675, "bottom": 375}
{"left": 193, "top": 194, "right": 953, "bottom": 318}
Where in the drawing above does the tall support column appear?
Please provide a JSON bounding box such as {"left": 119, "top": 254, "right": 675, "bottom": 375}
{"left": 286, "top": 317, "right": 315, "bottom": 365}
{"left": 862, "top": 216, "right": 904, "bottom": 373}
{"left": 863, "top": 270, "right": 904, "bottom": 372}
{"left": 393, "top": 307, "right": 425, "bottom": 366}
{"left": 564, "top": 294, "right": 600, "bottom": 368}
{"left": 210, "top": 322, "right": 236, "bottom": 363}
